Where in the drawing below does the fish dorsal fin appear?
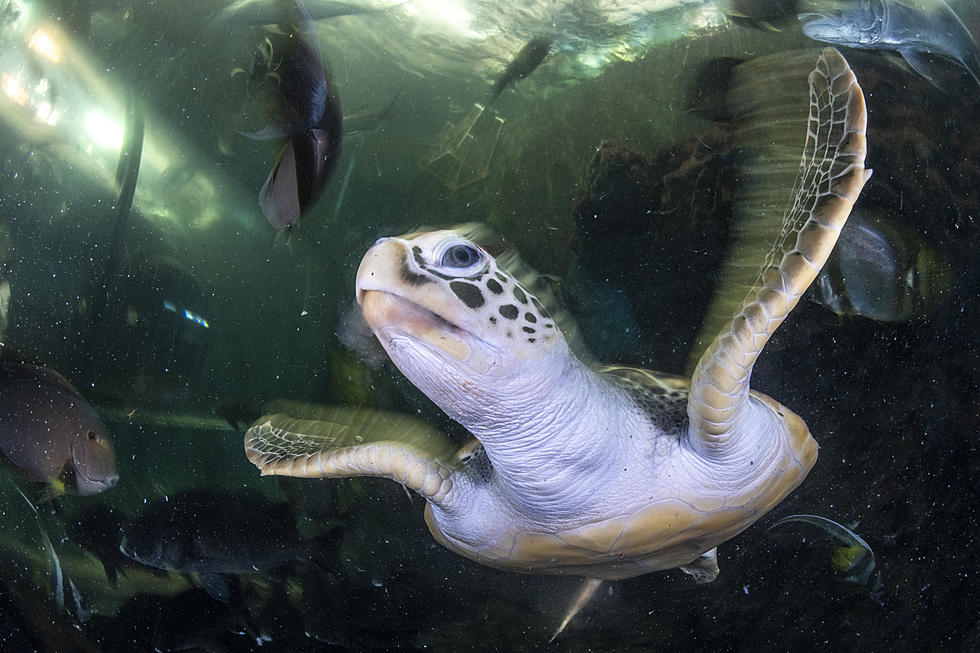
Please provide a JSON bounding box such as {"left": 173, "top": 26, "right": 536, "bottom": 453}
{"left": 244, "top": 402, "right": 460, "bottom": 508}
{"left": 686, "top": 48, "right": 870, "bottom": 452}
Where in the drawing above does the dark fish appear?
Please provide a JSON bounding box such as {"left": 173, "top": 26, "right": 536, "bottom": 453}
{"left": 118, "top": 489, "right": 307, "bottom": 579}
{"left": 810, "top": 209, "right": 949, "bottom": 321}
{"left": 216, "top": 0, "right": 381, "bottom": 25}
{"left": 800, "top": 0, "right": 980, "bottom": 87}
{"left": 491, "top": 36, "right": 552, "bottom": 102}
{"left": 242, "top": 0, "right": 343, "bottom": 231}
{"left": 0, "top": 363, "right": 118, "bottom": 495}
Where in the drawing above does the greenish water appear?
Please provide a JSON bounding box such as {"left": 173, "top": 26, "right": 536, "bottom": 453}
{"left": 1, "top": 0, "right": 979, "bottom": 650}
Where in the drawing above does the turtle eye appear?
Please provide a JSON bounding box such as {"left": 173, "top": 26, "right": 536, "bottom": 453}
{"left": 440, "top": 243, "right": 481, "bottom": 269}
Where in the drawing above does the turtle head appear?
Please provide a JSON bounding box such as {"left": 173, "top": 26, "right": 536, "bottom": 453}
{"left": 356, "top": 230, "right": 568, "bottom": 421}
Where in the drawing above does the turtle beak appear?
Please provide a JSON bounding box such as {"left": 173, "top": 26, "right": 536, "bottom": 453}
{"left": 359, "top": 289, "right": 474, "bottom": 363}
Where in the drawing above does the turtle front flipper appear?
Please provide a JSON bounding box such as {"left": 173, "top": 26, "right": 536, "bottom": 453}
{"left": 244, "top": 404, "right": 459, "bottom": 508}
{"left": 688, "top": 48, "right": 871, "bottom": 452}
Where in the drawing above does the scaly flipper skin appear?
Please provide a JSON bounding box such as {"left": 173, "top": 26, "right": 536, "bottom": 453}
{"left": 245, "top": 406, "right": 458, "bottom": 506}
{"left": 687, "top": 48, "right": 871, "bottom": 454}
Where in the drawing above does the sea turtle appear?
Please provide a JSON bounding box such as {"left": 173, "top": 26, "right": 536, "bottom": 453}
{"left": 246, "top": 49, "right": 869, "bottom": 588}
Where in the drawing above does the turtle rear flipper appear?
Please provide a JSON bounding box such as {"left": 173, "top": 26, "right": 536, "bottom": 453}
{"left": 679, "top": 547, "right": 719, "bottom": 583}
{"left": 244, "top": 405, "right": 459, "bottom": 508}
{"left": 688, "top": 48, "right": 871, "bottom": 453}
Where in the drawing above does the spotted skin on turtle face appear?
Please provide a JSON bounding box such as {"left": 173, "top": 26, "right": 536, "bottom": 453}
{"left": 450, "top": 281, "right": 485, "bottom": 308}
{"left": 400, "top": 259, "right": 432, "bottom": 286}
{"left": 394, "top": 234, "right": 556, "bottom": 347}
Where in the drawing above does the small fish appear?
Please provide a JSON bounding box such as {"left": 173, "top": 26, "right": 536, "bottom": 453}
{"left": 0, "top": 363, "right": 118, "bottom": 495}
{"left": 800, "top": 0, "right": 980, "bottom": 87}
{"left": 241, "top": 0, "right": 343, "bottom": 231}
{"left": 215, "top": 0, "right": 382, "bottom": 25}
{"left": 490, "top": 36, "right": 552, "bottom": 102}
{"left": 810, "top": 209, "right": 949, "bottom": 321}
{"left": 768, "top": 514, "right": 883, "bottom": 602}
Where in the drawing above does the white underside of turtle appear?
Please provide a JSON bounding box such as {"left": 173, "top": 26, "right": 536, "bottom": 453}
{"left": 246, "top": 48, "right": 870, "bottom": 594}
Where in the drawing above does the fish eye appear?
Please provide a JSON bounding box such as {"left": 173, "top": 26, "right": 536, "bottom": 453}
{"left": 87, "top": 430, "right": 99, "bottom": 442}
{"left": 440, "top": 243, "right": 482, "bottom": 269}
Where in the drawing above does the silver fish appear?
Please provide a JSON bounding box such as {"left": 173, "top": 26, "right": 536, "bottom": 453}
{"left": 800, "top": 0, "right": 980, "bottom": 86}
{"left": 810, "top": 209, "right": 949, "bottom": 322}
{"left": 0, "top": 363, "right": 118, "bottom": 495}
{"left": 768, "top": 514, "right": 883, "bottom": 602}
